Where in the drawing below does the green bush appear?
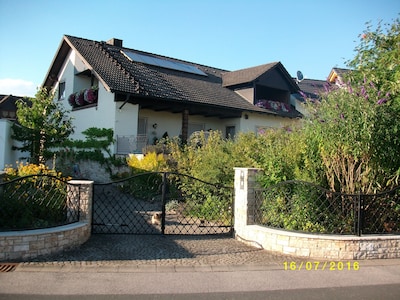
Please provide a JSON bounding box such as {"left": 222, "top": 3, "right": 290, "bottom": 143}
{"left": 1, "top": 164, "right": 70, "bottom": 230}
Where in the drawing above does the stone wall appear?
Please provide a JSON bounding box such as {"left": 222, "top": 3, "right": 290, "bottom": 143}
{"left": 233, "top": 167, "right": 400, "bottom": 260}
{"left": 69, "top": 160, "right": 130, "bottom": 183}
{"left": 0, "top": 223, "right": 90, "bottom": 261}
{"left": 0, "top": 180, "right": 93, "bottom": 261}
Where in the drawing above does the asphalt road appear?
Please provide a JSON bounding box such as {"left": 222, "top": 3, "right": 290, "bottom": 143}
{"left": 1, "top": 261, "right": 400, "bottom": 299}
{"left": 1, "top": 285, "right": 400, "bottom": 300}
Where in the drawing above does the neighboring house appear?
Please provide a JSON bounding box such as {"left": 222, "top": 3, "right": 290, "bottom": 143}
{"left": 0, "top": 95, "right": 25, "bottom": 169}
{"left": 327, "top": 67, "right": 351, "bottom": 87}
{"left": 290, "top": 78, "right": 332, "bottom": 116}
{"left": 42, "top": 35, "right": 306, "bottom": 155}
{"left": 0, "top": 94, "right": 19, "bottom": 120}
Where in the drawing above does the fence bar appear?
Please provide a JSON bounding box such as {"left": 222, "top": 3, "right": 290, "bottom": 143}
{"left": 160, "top": 172, "right": 167, "bottom": 235}
{"left": 356, "top": 192, "right": 361, "bottom": 236}
{"left": 359, "top": 192, "right": 364, "bottom": 236}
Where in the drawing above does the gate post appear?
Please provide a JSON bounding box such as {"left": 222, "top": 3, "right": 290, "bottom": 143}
{"left": 233, "top": 168, "right": 262, "bottom": 237}
{"left": 68, "top": 180, "right": 94, "bottom": 224}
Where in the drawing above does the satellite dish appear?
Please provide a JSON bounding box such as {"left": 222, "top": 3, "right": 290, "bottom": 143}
{"left": 296, "top": 70, "right": 304, "bottom": 82}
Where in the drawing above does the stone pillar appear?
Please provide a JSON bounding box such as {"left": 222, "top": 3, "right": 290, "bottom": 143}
{"left": 67, "top": 180, "right": 94, "bottom": 224}
{"left": 234, "top": 168, "right": 262, "bottom": 235}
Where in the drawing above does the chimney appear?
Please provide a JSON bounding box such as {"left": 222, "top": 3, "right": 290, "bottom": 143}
{"left": 106, "top": 38, "right": 123, "bottom": 47}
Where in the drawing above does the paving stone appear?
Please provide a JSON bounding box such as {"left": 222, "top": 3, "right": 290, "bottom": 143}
{"left": 18, "top": 234, "right": 299, "bottom": 269}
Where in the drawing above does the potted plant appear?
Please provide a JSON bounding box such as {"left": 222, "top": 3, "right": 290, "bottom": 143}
{"left": 75, "top": 91, "right": 85, "bottom": 106}
{"left": 84, "top": 87, "right": 98, "bottom": 104}
{"left": 68, "top": 93, "right": 77, "bottom": 108}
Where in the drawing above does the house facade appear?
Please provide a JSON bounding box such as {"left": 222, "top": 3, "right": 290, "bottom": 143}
{"left": 0, "top": 95, "right": 25, "bottom": 169}
{"left": 43, "top": 35, "right": 306, "bottom": 155}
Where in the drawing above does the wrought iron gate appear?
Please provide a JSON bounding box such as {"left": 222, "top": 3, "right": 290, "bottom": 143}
{"left": 92, "top": 172, "right": 233, "bottom": 235}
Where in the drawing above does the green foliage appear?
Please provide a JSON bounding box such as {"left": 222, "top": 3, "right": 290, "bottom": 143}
{"left": 120, "top": 152, "right": 169, "bottom": 200}
{"left": 11, "top": 88, "right": 74, "bottom": 164}
{"left": 57, "top": 127, "right": 124, "bottom": 176}
{"left": 255, "top": 17, "right": 400, "bottom": 232}
{"left": 165, "top": 131, "right": 238, "bottom": 223}
{"left": 167, "top": 130, "right": 257, "bottom": 185}
{"left": 1, "top": 164, "right": 71, "bottom": 230}
{"left": 116, "top": 172, "right": 163, "bottom": 201}
{"left": 300, "top": 18, "right": 400, "bottom": 193}
{"left": 347, "top": 17, "right": 400, "bottom": 96}
{"left": 161, "top": 19, "right": 400, "bottom": 232}
{"left": 258, "top": 183, "right": 354, "bottom": 233}
{"left": 346, "top": 17, "right": 400, "bottom": 189}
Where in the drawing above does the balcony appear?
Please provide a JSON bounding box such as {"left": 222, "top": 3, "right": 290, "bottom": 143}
{"left": 116, "top": 135, "right": 148, "bottom": 154}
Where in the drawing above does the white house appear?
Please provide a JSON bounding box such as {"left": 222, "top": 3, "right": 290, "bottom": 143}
{"left": 0, "top": 95, "right": 25, "bottom": 169}
{"left": 42, "top": 35, "right": 309, "bottom": 155}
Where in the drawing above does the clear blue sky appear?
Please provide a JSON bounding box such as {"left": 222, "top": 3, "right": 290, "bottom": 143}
{"left": 0, "top": 0, "right": 399, "bottom": 97}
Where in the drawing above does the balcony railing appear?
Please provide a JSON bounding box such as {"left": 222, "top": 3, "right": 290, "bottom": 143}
{"left": 116, "top": 135, "right": 148, "bottom": 154}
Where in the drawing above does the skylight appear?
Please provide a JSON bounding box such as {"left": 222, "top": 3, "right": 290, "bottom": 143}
{"left": 122, "top": 50, "right": 207, "bottom": 76}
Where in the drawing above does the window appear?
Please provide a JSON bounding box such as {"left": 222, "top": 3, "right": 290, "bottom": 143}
{"left": 138, "top": 117, "right": 148, "bottom": 135}
{"left": 58, "top": 82, "right": 65, "bottom": 101}
{"left": 226, "top": 126, "right": 236, "bottom": 139}
{"left": 188, "top": 123, "right": 205, "bottom": 136}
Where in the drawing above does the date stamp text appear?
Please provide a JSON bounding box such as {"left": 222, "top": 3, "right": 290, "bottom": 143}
{"left": 283, "top": 261, "right": 359, "bottom": 271}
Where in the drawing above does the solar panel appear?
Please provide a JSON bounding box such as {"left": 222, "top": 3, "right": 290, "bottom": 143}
{"left": 122, "top": 50, "right": 207, "bottom": 76}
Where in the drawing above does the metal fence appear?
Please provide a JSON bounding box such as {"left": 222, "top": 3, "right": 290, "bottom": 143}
{"left": 0, "top": 175, "right": 80, "bottom": 231}
{"left": 92, "top": 172, "right": 234, "bottom": 235}
{"left": 254, "top": 180, "right": 400, "bottom": 236}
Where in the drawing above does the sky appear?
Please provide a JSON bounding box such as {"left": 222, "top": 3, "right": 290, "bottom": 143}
{"left": 0, "top": 0, "right": 399, "bottom": 97}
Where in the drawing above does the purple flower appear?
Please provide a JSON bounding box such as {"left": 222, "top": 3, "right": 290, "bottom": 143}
{"left": 84, "top": 88, "right": 97, "bottom": 103}
{"left": 360, "top": 86, "right": 366, "bottom": 96}
{"left": 75, "top": 92, "right": 84, "bottom": 106}
{"left": 377, "top": 98, "right": 388, "bottom": 105}
{"left": 348, "top": 85, "right": 353, "bottom": 94}
{"left": 370, "top": 81, "right": 376, "bottom": 89}
{"left": 299, "top": 90, "right": 307, "bottom": 99}
{"left": 340, "top": 113, "right": 345, "bottom": 119}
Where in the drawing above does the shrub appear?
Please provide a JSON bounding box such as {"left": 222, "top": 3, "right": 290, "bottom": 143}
{"left": 127, "top": 152, "right": 167, "bottom": 173}
{"left": 1, "top": 163, "right": 71, "bottom": 230}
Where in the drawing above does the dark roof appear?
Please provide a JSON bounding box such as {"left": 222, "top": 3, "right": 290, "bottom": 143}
{"left": 222, "top": 63, "right": 278, "bottom": 87}
{"left": 0, "top": 94, "right": 24, "bottom": 110}
{"left": 297, "top": 79, "right": 330, "bottom": 99}
{"left": 0, "top": 95, "right": 24, "bottom": 120}
{"left": 222, "top": 62, "right": 299, "bottom": 93}
{"left": 44, "top": 35, "right": 302, "bottom": 118}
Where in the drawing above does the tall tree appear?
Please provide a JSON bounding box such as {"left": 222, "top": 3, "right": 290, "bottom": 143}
{"left": 347, "top": 17, "right": 400, "bottom": 184}
{"left": 12, "top": 88, "right": 74, "bottom": 164}
{"left": 347, "top": 17, "right": 400, "bottom": 97}
{"left": 302, "top": 17, "right": 400, "bottom": 192}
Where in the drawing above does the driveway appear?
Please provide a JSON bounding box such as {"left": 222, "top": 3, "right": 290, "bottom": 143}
{"left": 22, "top": 234, "right": 295, "bottom": 267}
